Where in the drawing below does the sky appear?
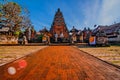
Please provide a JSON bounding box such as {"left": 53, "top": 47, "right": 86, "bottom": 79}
{"left": 4, "top": 0, "right": 120, "bottom": 31}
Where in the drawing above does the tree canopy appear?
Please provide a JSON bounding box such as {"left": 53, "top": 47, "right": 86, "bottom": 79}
{"left": 0, "top": 1, "right": 33, "bottom": 36}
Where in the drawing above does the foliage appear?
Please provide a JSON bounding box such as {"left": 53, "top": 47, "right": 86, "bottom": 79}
{"left": 3, "top": 2, "right": 21, "bottom": 15}
{"left": 21, "top": 16, "right": 33, "bottom": 29}
{"left": 0, "top": 2, "right": 22, "bottom": 32}
{"left": 0, "top": 3, "right": 3, "bottom": 18}
{"left": 14, "top": 31, "right": 21, "bottom": 36}
{"left": 0, "top": 1, "right": 33, "bottom": 36}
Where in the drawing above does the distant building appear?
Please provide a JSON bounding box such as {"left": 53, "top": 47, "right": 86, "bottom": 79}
{"left": 93, "top": 23, "right": 120, "bottom": 42}
{"left": 82, "top": 27, "right": 92, "bottom": 43}
{"left": 69, "top": 26, "right": 83, "bottom": 43}
{"left": 70, "top": 26, "right": 79, "bottom": 33}
{"left": 40, "top": 27, "right": 51, "bottom": 44}
{"left": 40, "top": 27, "right": 49, "bottom": 34}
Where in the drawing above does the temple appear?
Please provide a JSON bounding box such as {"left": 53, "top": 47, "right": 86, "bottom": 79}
{"left": 50, "top": 8, "right": 69, "bottom": 41}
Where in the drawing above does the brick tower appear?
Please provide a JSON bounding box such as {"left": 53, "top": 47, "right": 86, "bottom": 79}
{"left": 50, "top": 8, "right": 69, "bottom": 40}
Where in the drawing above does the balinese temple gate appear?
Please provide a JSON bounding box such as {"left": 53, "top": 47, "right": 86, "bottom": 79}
{"left": 50, "top": 8, "right": 69, "bottom": 42}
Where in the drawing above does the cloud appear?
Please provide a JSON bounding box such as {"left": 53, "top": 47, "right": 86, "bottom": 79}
{"left": 82, "top": 0, "right": 120, "bottom": 29}
{"left": 82, "top": 0, "right": 101, "bottom": 28}
{"left": 98, "top": 0, "right": 120, "bottom": 25}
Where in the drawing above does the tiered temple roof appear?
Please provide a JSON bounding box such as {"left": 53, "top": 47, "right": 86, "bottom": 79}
{"left": 50, "top": 8, "right": 69, "bottom": 38}
{"left": 93, "top": 23, "right": 120, "bottom": 35}
{"left": 70, "top": 26, "right": 79, "bottom": 33}
{"left": 40, "top": 27, "right": 49, "bottom": 33}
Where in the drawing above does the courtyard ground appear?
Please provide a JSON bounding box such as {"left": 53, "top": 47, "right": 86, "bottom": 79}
{"left": 78, "top": 46, "right": 120, "bottom": 66}
{"left": 0, "top": 46, "right": 47, "bottom": 66}
{"left": 0, "top": 46, "right": 120, "bottom": 80}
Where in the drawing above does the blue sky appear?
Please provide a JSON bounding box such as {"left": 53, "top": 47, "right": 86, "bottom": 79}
{"left": 6, "top": 0, "right": 120, "bottom": 31}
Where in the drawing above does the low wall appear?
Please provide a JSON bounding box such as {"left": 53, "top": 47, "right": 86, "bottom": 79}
{"left": 0, "top": 35, "right": 18, "bottom": 44}
{"left": 108, "top": 35, "right": 120, "bottom": 43}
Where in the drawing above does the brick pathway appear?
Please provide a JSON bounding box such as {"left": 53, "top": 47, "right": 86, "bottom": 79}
{"left": 0, "top": 46, "right": 120, "bottom": 80}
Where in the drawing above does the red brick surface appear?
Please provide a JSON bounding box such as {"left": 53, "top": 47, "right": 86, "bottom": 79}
{"left": 0, "top": 46, "right": 120, "bottom": 80}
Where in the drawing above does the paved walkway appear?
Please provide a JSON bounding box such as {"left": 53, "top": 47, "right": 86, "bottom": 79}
{"left": 0, "top": 46, "right": 120, "bottom": 80}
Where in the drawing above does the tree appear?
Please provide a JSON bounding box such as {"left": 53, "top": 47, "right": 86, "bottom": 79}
{"left": 21, "top": 16, "right": 32, "bottom": 29}
{"left": 0, "top": 1, "right": 33, "bottom": 36}
{"left": 0, "top": 2, "right": 22, "bottom": 33}
{"left": 0, "top": 3, "right": 3, "bottom": 23}
{"left": 4, "top": 2, "right": 22, "bottom": 30}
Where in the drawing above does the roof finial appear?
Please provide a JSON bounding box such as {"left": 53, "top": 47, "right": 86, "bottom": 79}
{"left": 58, "top": 8, "right": 60, "bottom": 12}
{"left": 73, "top": 26, "right": 75, "bottom": 29}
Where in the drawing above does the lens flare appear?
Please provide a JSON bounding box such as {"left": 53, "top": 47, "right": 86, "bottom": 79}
{"left": 8, "top": 67, "right": 16, "bottom": 75}
{"left": 18, "top": 60, "right": 27, "bottom": 69}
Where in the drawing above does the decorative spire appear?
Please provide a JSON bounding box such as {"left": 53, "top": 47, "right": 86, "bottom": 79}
{"left": 73, "top": 26, "right": 75, "bottom": 29}
{"left": 70, "top": 26, "right": 78, "bottom": 32}
{"left": 57, "top": 8, "right": 60, "bottom": 12}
